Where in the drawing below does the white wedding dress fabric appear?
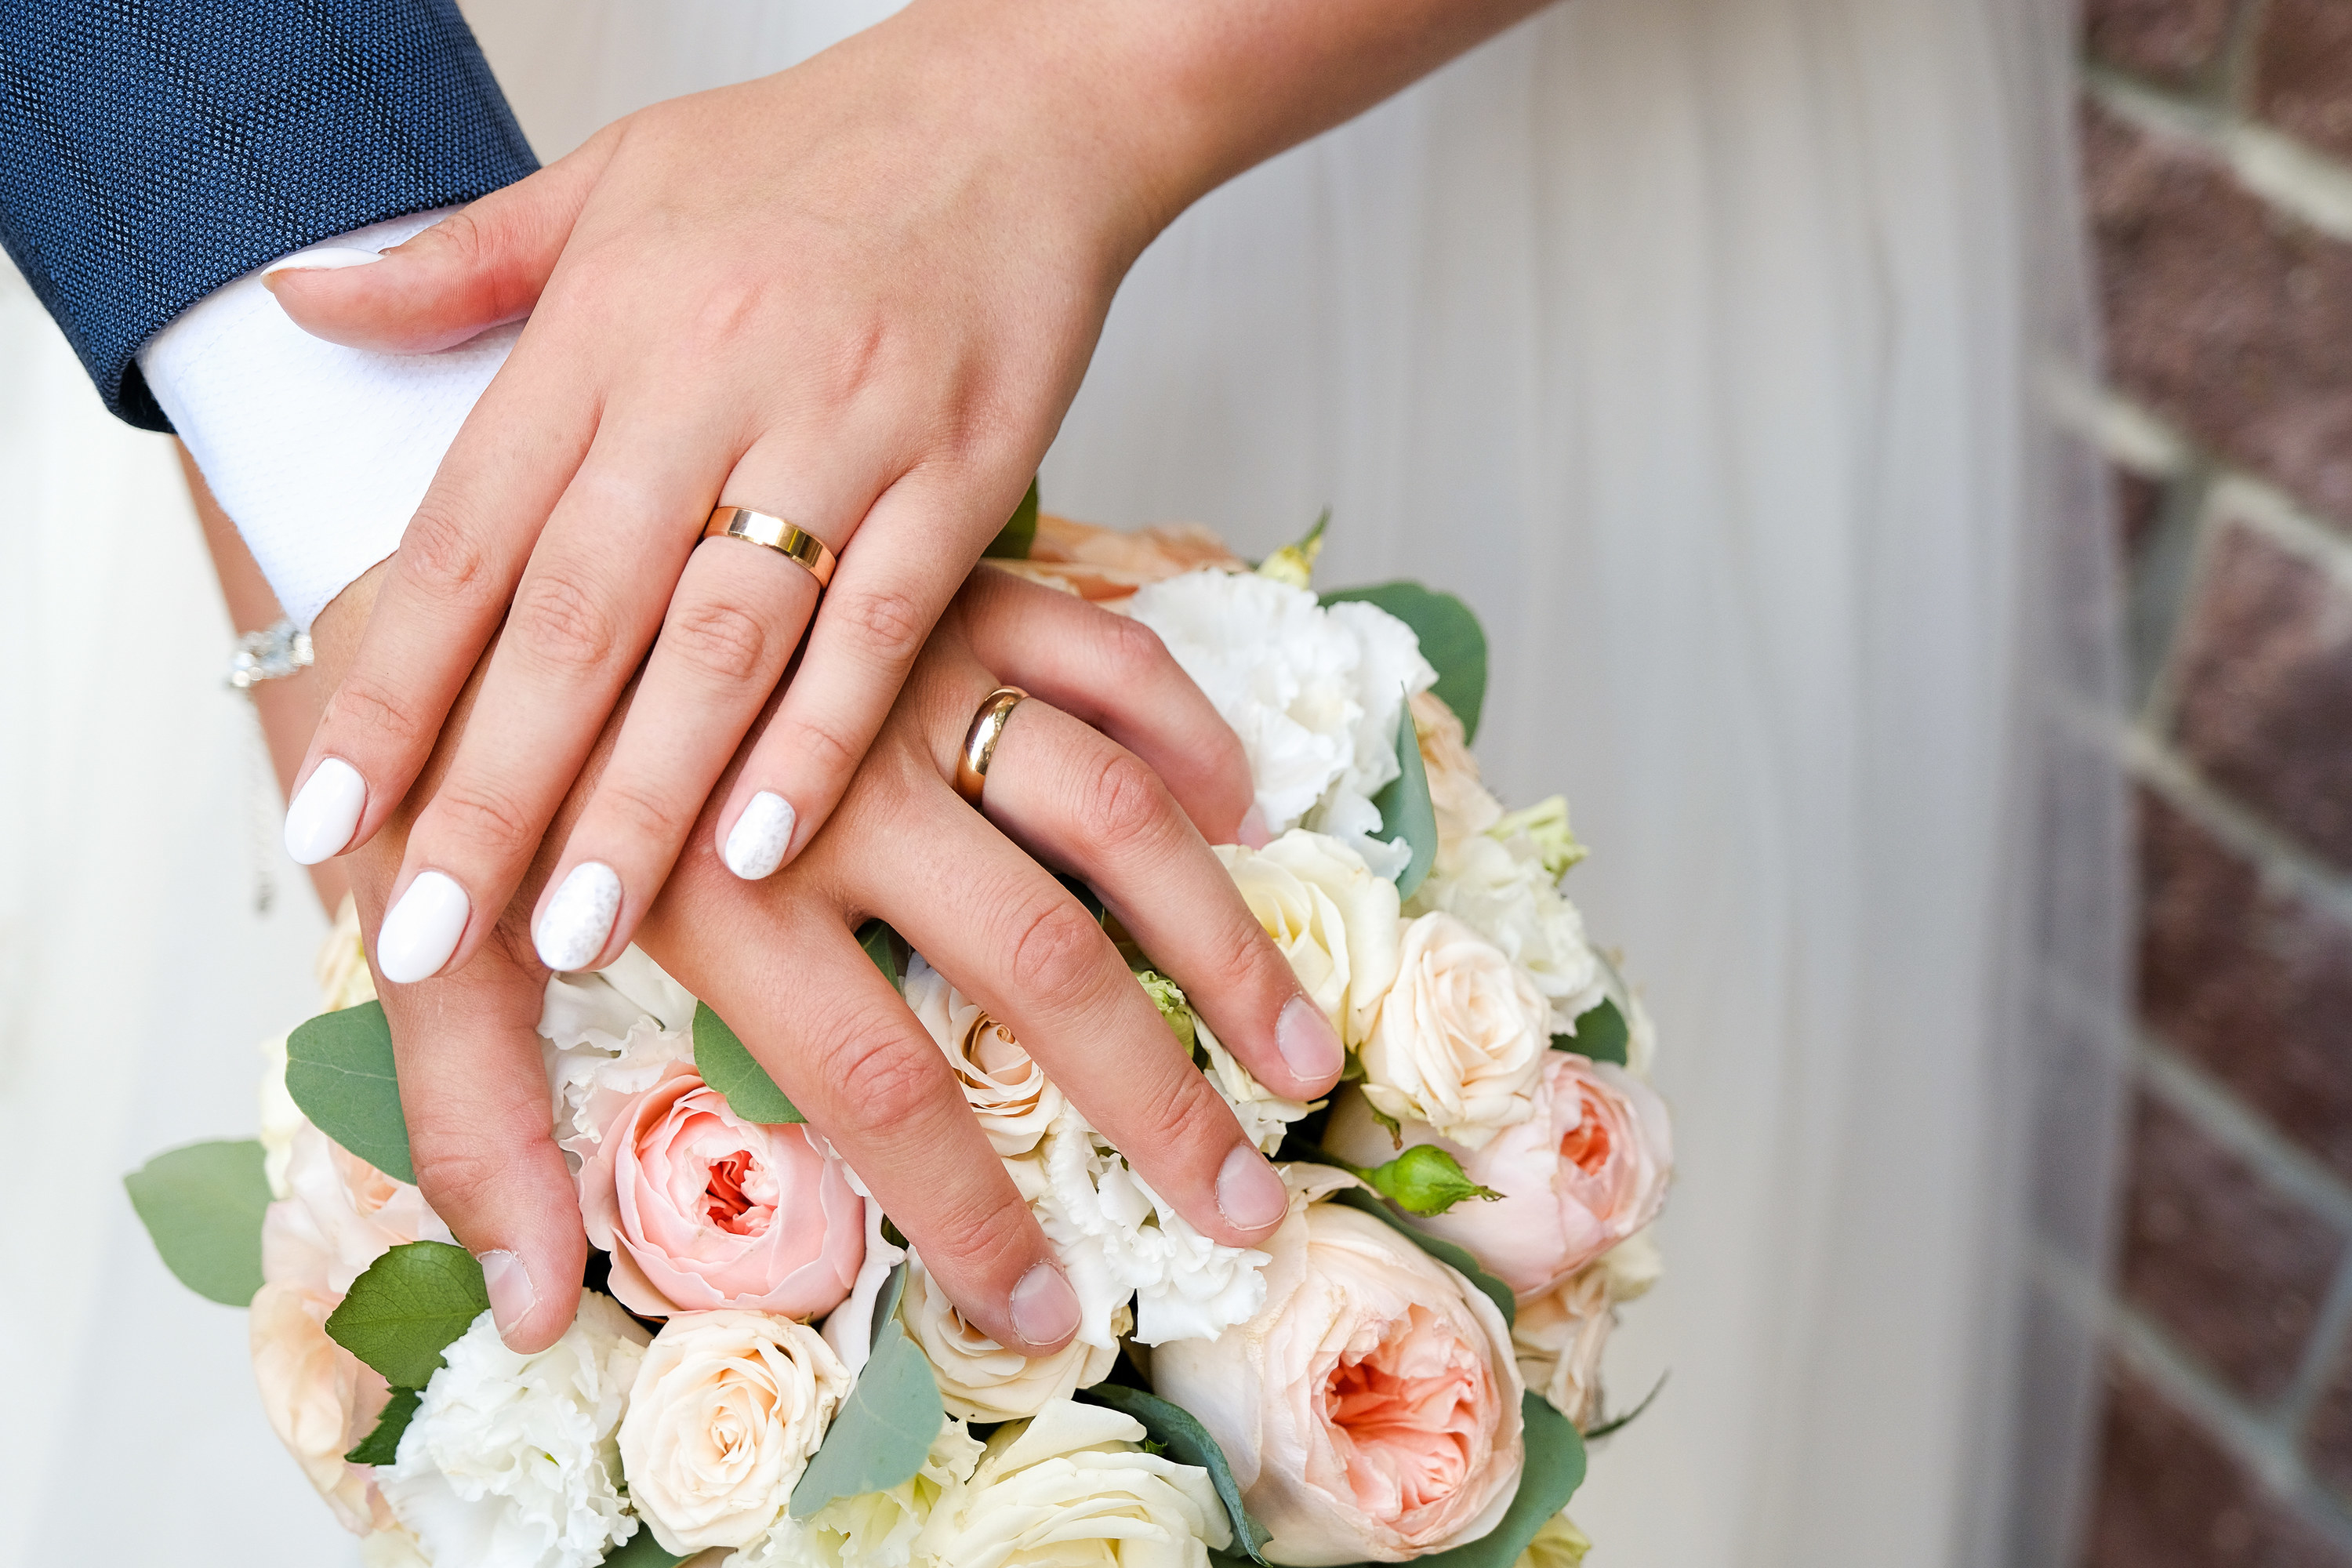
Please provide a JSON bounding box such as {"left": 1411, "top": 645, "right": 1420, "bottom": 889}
{"left": 0, "top": 0, "right": 2125, "bottom": 1564}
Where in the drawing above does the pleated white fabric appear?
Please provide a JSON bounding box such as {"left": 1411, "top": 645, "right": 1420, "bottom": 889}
{"left": 0, "top": 0, "right": 2125, "bottom": 1563}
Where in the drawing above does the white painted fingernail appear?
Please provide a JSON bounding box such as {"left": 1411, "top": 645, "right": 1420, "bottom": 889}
{"left": 377, "top": 871, "right": 470, "bottom": 984}
{"left": 535, "top": 862, "right": 622, "bottom": 973}
{"left": 283, "top": 757, "right": 365, "bottom": 865}
{"left": 261, "top": 245, "right": 385, "bottom": 285}
{"left": 722, "top": 791, "right": 796, "bottom": 880}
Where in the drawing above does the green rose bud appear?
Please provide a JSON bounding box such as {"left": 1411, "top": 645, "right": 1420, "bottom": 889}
{"left": 1359, "top": 1143, "right": 1501, "bottom": 1217}
{"left": 1489, "top": 794, "right": 1588, "bottom": 879}
{"left": 1135, "top": 970, "right": 1198, "bottom": 1056}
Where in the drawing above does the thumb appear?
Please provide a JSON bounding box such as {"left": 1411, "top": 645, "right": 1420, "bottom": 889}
{"left": 265, "top": 131, "right": 615, "bottom": 354}
{"left": 383, "top": 944, "right": 589, "bottom": 1354}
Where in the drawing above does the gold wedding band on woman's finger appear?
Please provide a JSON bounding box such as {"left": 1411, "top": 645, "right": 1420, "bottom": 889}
{"left": 955, "top": 686, "right": 1029, "bottom": 806}
{"left": 702, "top": 505, "right": 838, "bottom": 589}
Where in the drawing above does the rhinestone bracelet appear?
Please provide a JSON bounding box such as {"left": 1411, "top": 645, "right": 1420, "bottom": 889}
{"left": 227, "top": 617, "right": 314, "bottom": 691}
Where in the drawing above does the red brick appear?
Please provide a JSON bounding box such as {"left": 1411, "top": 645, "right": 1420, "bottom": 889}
{"left": 2089, "top": 1367, "right": 2352, "bottom": 1568}
{"left": 2088, "top": 0, "right": 2241, "bottom": 85}
{"left": 2172, "top": 523, "right": 2352, "bottom": 869}
{"left": 2140, "top": 790, "right": 2352, "bottom": 1182}
{"left": 2304, "top": 1347, "right": 2352, "bottom": 1501}
{"left": 2120, "top": 1094, "right": 2344, "bottom": 1399}
{"left": 2085, "top": 100, "right": 2352, "bottom": 525}
{"left": 2257, "top": 0, "right": 2352, "bottom": 164}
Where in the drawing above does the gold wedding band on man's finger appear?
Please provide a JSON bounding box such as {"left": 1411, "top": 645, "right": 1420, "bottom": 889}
{"left": 955, "top": 686, "right": 1030, "bottom": 807}
{"left": 702, "top": 504, "right": 839, "bottom": 588}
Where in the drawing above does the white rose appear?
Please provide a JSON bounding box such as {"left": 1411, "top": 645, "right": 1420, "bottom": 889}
{"left": 1360, "top": 913, "right": 1549, "bottom": 1147}
{"left": 1127, "top": 570, "right": 1433, "bottom": 879}
{"left": 383, "top": 1293, "right": 651, "bottom": 1568}
{"left": 258, "top": 1031, "right": 306, "bottom": 1200}
{"left": 901, "top": 1256, "right": 1127, "bottom": 1422}
{"left": 318, "top": 895, "right": 376, "bottom": 1011}
{"left": 360, "top": 1528, "right": 433, "bottom": 1568}
{"left": 1196, "top": 1016, "right": 1316, "bottom": 1156}
{"left": 728, "top": 1420, "right": 985, "bottom": 1568}
{"left": 262, "top": 1121, "right": 454, "bottom": 1297}
{"left": 910, "top": 1399, "right": 1230, "bottom": 1568}
{"left": 619, "top": 1311, "right": 853, "bottom": 1555}
{"left": 1409, "top": 837, "right": 1605, "bottom": 1025}
{"left": 249, "top": 1280, "right": 399, "bottom": 1535}
{"left": 904, "top": 955, "right": 1065, "bottom": 1157}
{"left": 1214, "top": 830, "right": 1401, "bottom": 1047}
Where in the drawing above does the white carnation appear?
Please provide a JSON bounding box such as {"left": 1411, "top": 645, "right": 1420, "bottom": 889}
{"left": 539, "top": 948, "right": 699, "bottom": 1166}
{"left": 383, "top": 1293, "right": 651, "bottom": 1568}
{"left": 1195, "top": 1017, "right": 1316, "bottom": 1156}
{"left": 1127, "top": 570, "right": 1433, "bottom": 879}
{"left": 1410, "top": 836, "right": 1606, "bottom": 1027}
{"left": 727, "top": 1420, "right": 985, "bottom": 1568}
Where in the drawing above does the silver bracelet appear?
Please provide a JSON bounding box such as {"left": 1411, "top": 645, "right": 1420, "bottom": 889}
{"left": 227, "top": 617, "right": 314, "bottom": 691}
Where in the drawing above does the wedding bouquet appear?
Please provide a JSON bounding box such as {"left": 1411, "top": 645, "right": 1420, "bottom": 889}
{"left": 129, "top": 513, "right": 1674, "bottom": 1568}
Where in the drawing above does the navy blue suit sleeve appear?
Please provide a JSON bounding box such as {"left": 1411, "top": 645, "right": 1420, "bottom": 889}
{"left": 0, "top": 0, "right": 539, "bottom": 430}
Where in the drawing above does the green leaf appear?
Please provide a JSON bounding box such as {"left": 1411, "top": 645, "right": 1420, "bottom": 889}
{"left": 1370, "top": 698, "right": 1437, "bottom": 899}
{"left": 789, "top": 1320, "right": 945, "bottom": 1516}
{"left": 1551, "top": 998, "right": 1628, "bottom": 1067}
{"left": 694, "top": 1002, "right": 805, "bottom": 1123}
{"left": 1406, "top": 1392, "right": 1588, "bottom": 1568}
{"left": 1320, "top": 582, "right": 1489, "bottom": 742}
{"left": 869, "top": 1261, "right": 910, "bottom": 1350}
{"left": 856, "top": 919, "right": 905, "bottom": 993}
{"left": 1583, "top": 1369, "right": 1668, "bottom": 1440}
{"left": 343, "top": 1387, "right": 421, "bottom": 1465}
{"left": 601, "top": 1527, "right": 688, "bottom": 1568}
{"left": 325, "top": 1241, "right": 492, "bottom": 1388}
{"left": 1324, "top": 1185, "right": 1515, "bottom": 1329}
{"left": 286, "top": 1001, "right": 414, "bottom": 1183}
{"left": 983, "top": 478, "right": 1040, "bottom": 560}
{"left": 1082, "top": 1385, "right": 1272, "bottom": 1564}
{"left": 123, "top": 1138, "right": 272, "bottom": 1306}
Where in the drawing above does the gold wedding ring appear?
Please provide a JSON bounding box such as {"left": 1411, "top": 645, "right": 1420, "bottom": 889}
{"left": 702, "top": 506, "right": 839, "bottom": 590}
{"left": 955, "top": 686, "right": 1030, "bottom": 806}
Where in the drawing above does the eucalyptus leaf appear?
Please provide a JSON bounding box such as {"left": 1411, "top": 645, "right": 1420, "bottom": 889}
{"left": 344, "top": 1387, "right": 421, "bottom": 1465}
{"left": 789, "top": 1320, "right": 945, "bottom": 1516}
{"left": 1583, "top": 1369, "right": 1668, "bottom": 1440}
{"left": 983, "top": 479, "right": 1040, "bottom": 560}
{"left": 286, "top": 1001, "right": 414, "bottom": 1183}
{"left": 856, "top": 919, "right": 905, "bottom": 993}
{"left": 601, "top": 1527, "right": 687, "bottom": 1568}
{"left": 123, "top": 1138, "right": 272, "bottom": 1305}
{"left": 1406, "top": 1393, "right": 1588, "bottom": 1568}
{"left": 1320, "top": 583, "right": 1489, "bottom": 742}
{"left": 1551, "top": 997, "right": 1629, "bottom": 1067}
{"left": 1082, "top": 1385, "right": 1272, "bottom": 1563}
{"left": 325, "top": 1241, "right": 492, "bottom": 1389}
{"left": 870, "top": 1260, "right": 909, "bottom": 1350}
{"left": 694, "top": 1002, "right": 805, "bottom": 1123}
{"left": 1324, "top": 1185, "right": 1515, "bottom": 1329}
{"left": 1370, "top": 699, "right": 1437, "bottom": 899}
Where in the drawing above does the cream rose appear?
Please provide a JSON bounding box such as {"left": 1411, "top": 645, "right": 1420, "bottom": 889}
{"left": 1149, "top": 1171, "right": 1524, "bottom": 1566}
{"left": 1359, "top": 913, "right": 1549, "bottom": 1147}
{"left": 1409, "top": 839, "right": 1604, "bottom": 1027}
{"left": 1329, "top": 1054, "right": 1672, "bottom": 1299}
{"left": 901, "top": 1256, "right": 1127, "bottom": 1422}
{"left": 1515, "top": 1513, "right": 1593, "bottom": 1568}
{"left": 904, "top": 955, "right": 1065, "bottom": 1156}
{"left": 620, "top": 1311, "right": 853, "bottom": 1555}
{"left": 731, "top": 1418, "right": 985, "bottom": 1568}
{"left": 1215, "top": 830, "right": 1401, "bottom": 1047}
{"left": 910, "top": 1399, "right": 1230, "bottom": 1568}
{"left": 250, "top": 1280, "right": 399, "bottom": 1535}
{"left": 578, "top": 1058, "right": 866, "bottom": 1319}
{"left": 1410, "top": 691, "right": 1502, "bottom": 858}
{"left": 383, "top": 1293, "right": 651, "bottom": 1568}
{"left": 262, "top": 1121, "right": 454, "bottom": 1296}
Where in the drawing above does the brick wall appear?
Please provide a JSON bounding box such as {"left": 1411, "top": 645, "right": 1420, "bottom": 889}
{"left": 2077, "top": 1, "right": 2352, "bottom": 1560}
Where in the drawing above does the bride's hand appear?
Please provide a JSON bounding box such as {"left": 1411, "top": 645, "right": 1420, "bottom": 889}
{"left": 318, "top": 565, "right": 1345, "bottom": 1354}
{"left": 267, "top": 1, "right": 1182, "bottom": 986}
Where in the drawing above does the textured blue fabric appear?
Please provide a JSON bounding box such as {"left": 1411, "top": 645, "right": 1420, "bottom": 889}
{"left": 0, "top": 0, "right": 539, "bottom": 430}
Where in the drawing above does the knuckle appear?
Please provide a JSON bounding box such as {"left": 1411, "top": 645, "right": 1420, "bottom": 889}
{"left": 1125, "top": 1065, "right": 1227, "bottom": 1163}
{"left": 429, "top": 779, "right": 537, "bottom": 857}
{"left": 787, "top": 707, "right": 865, "bottom": 781}
{"left": 1006, "top": 898, "right": 1108, "bottom": 1007}
{"left": 923, "top": 1181, "right": 1038, "bottom": 1281}
{"left": 1075, "top": 750, "right": 1174, "bottom": 862}
{"left": 819, "top": 1028, "right": 942, "bottom": 1134}
{"left": 408, "top": 1139, "right": 508, "bottom": 1229}
{"left": 664, "top": 597, "right": 775, "bottom": 684}
{"left": 325, "top": 672, "right": 426, "bottom": 751}
{"left": 591, "top": 774, "right": 690, "bottom": 848}
{"left": 831, "top": 583, "right": 929, "bottom": 669}
{"left": 401, "top": 510, "right": 500, "bottom": 608}
{"left": 1098, "top": 612, "right": 1171, "bottom": 678}
{"left": 509, "top": 568, "right": 623, "bottom": 676}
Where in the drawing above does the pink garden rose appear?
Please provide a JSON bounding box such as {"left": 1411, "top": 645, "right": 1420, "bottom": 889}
{"left": 250, "top": 1280, "right": 398, "bottom": 1535}
{"left": 1328, "top": 1051, "right": 1672, "bottom": 1300}
{"left": 578, "top": 1059, "right": 865, "bottom": 1319}
{"left": 263, "top": 1121, "right": 453, "bottom": 1297}
{"left": 1150, "top": 1169, "right": 1523, "bottom": 1566}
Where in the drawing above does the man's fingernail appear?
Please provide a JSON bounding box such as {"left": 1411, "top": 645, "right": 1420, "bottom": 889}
{"left": 1008, "top": 1261, "right": 1082, "bottom": 1348}
{"left": 478, "top": 1250, "right": 535, "bottom": 1340}
{"left": 1237, "top": 803, "right": 1272, "bottom": 849}
{"left": 535, "top": 862, "right": 621, "bottom": 973}
{"left": 1276, "top": 995, "right": 1345, "bottom": 1083}
{"left": 284, "top": 757, "right": 365, "bottom": 865}
{"left": 377, "top": 871, "right": 470, "bottom": 984}
{"left": 260, "top": 246, "right": 386, "bottom": 293}
{"left": 722, "top": 791, "right": 796, "bottom": 880}
{"left": 1217, "top": 1145, "right": 1290, "bottom": 1232}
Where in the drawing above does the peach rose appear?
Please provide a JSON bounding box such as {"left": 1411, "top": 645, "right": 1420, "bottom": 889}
{"left": 987, "top": 513, "right": 1244, "bottom": 601}
{"left": 1410, "top": 691, "right": 1503, "bottom": 858}
{"left": 1511, "top": 1232, "right": 1661, "bottom": 1431}
{"left": 905, "top": 955, "right": 1064, "bottom": 1157}
{"left": 578, "top": 1059, "right": 865, "bottom": 1319}
{"left": 1359, "top": 913, "right": 1550, "bottom": 1148}
{"left": 1327, "top": 1054, "right": 1672, "bottom": 1300}
{"left": 1150, "top": 1170, "right": 1523, "bottom": 1566}
{"left": 263, "top": 1121, "right": 454, "bottom": 1296}
{"left": 250, "top": 1280, "right": 398, "bottom": 1535}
